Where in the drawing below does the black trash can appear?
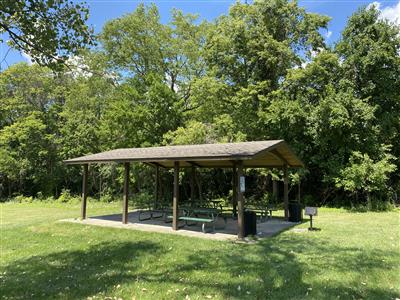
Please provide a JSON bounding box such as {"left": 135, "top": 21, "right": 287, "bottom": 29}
{"left": 244, "top": 210, "right": 257, "bottom": 236}
{"left": 288, "top": 202, "right": 302, "bottom": 222}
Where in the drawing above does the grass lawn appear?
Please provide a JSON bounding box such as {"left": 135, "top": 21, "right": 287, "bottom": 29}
{"left": 1, "top": 202, "right": 399, "bottom": 300}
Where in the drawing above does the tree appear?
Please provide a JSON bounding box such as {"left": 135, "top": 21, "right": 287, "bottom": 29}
{"left": 0, "top": 0, "right": 94, "bottom": 69}
{"left": 0, "top": 112, "right": 54, "bottom": 195}
{"left": 336, "top": 6, "right": 400, "bottom": 177}
{"left": 205, "top": 0, "right": 330, "bottom": 89}
{"left": 335, "top": 147, "right": 396, "bottom": 208}
{"left": 0, "top": 63, "right": 67, "bottom": 128}
{"left": 99, "top": 74, "right": 181, "bottom": 149}
{"left": 203, "top": 0, "right": 330, "bottom": 140}
{"left": 163, "top": 115, "right": 246, "bottom": 146}
{"left": 100, "top": 4, "right": 207, "bottom": 107}
{"left": 1, "top": 1, "right": 398, "bottom": 208}
{"left": 283, "top": 51, "right": 342, "bottom": 104}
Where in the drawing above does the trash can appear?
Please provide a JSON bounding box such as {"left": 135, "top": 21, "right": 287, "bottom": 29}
{"left": 244, "top": 210, "right": 257, "bottom": 236}
{"left": 288, "top": 202, "right": 302, "bottom": 222}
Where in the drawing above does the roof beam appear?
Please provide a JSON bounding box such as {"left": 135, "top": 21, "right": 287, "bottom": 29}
{"left": 144, "top": 162, "right": 168, "bottom": 169}
{"left": 186, "top": 161, "right": 203, "bottom": 168}
{"left": 270, "top": 149, "right": 289, "bottom": 165}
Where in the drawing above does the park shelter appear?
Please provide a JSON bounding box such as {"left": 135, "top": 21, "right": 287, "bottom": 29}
{"left": 64, "top": 140, "right": 304, "bottom": 239}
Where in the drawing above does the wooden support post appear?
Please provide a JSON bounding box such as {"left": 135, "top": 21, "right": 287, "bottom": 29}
{"left": 232, "top": 163, "right": 238, "bottom": 217}
{"left": 172, "top": 161, "right": 179, "bottom": 231}
{"left": 155, "top": 165, "right": 159, "bottom": 208}
{"left": 81, "top": 164, "right": 88, "bottom": 220}
{"left": 122, "top": 162, "right": 130, "bottom": 224}
{"left": 237, "top": 161, "right": 244, "bottom": 239}
{"left": 190, "top": 165, "right": 195, "bottom": 205}
{"left": 283, "top": 164, "right": 289, "bottom": 220}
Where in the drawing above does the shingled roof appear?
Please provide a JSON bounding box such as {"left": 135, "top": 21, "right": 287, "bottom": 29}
{"left": 64, "top": 140, "right": 304, "bottom": 168}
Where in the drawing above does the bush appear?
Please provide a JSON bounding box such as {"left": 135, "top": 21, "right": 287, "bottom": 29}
{"left": 335, "top": 148, "right": 396, "bottom": 210}
{"left": 261, "top": 192, "right": 271, "bottom": 205}
{"left": 36, "top": 191, "right": 44, "bottom": 200}
{"left": 370, "top": 199, "right": 395, "bottom": 211}
{"left": 44, "top": 196, "right": 55, "bottom": 202}
{"left": 132, "top": 191, "right": 153, "bottom": 209}
{"left": 100, "top": 194, "right": 114, "bottom": 203}
{"left": 56, "top": 189, "right": 81, "bottom": 204}
{"left": 302, "top": 194, "right": 315, "bottom": 206}
{"left": 13, "top": 195, "right": 33, "bottom": 203}
{"left": 57, "top": 189, "right": 73, "bottom": 203}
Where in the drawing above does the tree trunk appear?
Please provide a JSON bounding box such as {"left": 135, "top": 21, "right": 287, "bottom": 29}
{"left": 366, "top": 192, "right": 371, "bottom": 210}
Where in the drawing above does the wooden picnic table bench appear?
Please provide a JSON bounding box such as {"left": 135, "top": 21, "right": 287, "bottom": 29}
{"left": 138, "top": 208, "right": 165, "bottom": 221}
{"left": 246, "top": 204, "right": 278, "bottom": 221}
{"left": 167, "top": 207, "right": 226, "bottom": 233}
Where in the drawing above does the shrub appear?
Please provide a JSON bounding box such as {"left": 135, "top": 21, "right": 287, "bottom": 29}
{"left": 100, "top": 194, "right": 113, "bottom": 203}
{"left": 57, "top": 189, "right": 73, "bottom": 203}
{"left": 335, "top": 147, "right": 396, "bottom": 209}
{"left": 302, "top": 194, "right": 315, "bottom": 206}
{"left": 133, "top": 191, "right": 153, "bottom": 209}
{"left": 13, "top": 195, "right": 33, "bottom": 203}
{"left": 57, "top": 189, "right": 81, "bottom": 204}
{"left": 44, "top": 196, "right": 55, "bottom": 202}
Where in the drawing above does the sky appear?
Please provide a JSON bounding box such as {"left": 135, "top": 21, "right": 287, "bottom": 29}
{"left": 0, "top": 0, "right": 399, "bottom": 70}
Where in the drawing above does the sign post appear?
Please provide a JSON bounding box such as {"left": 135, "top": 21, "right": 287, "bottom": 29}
{"left": 305, "top": 207, "right": 318, "bottom": 231}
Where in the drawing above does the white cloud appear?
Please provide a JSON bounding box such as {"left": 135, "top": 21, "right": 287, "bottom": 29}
{"left": 22, "top": 52, "right": 32, "bottom": 65}
{"left": 326, "top": 30, "right": 332, "bottom": 39}
{"left": 380, "top": 1, "right": 400, "bottom": 25}
{"left": 368, "top": 1, "right": 400, "bottom": 25}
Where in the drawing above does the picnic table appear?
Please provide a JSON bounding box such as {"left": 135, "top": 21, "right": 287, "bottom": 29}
{"left": 165, "top": 206, "right": 226, "bottom": 233}
{"left": 245, "top": 204, "right": 278, "bottom": 222}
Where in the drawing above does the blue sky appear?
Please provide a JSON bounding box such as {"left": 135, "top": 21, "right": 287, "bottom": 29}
{"left": 1, "top": 0, "right": 399, "bottom": 69}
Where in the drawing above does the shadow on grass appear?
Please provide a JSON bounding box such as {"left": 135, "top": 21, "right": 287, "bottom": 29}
{"left": 155, "top": 237, "right": 398, "bottom": 299}
{"left": 2, "top": 234, "right": 398, "bottom": 299}
{"left": 1, "top": 240, "right": 161, "bottom": 299}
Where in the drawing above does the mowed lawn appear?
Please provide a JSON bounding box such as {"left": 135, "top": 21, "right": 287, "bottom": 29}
{"left": 0, "top": 202, "right": 399, "bottom": 300}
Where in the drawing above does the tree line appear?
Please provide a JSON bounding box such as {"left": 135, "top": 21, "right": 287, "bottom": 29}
{"left": 0, "top": 1, "right": 399, "bottom": 208}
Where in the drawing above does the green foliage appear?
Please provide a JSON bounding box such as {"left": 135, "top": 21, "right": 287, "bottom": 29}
{"left": 205, "top": 0, "right": 330, "bottom": 88}
{"left": 99, "top": 74, "right": 180, "bottom": 149}
{"left": 13, "top": 195, "right": 33, "bottom": 203}
{"left": 0, "top": 111, "right": 54, "bottom": 195}
{"left": 1, "top": 1, "right": 399, "bottom": 210}
{"left": 99, "top": 194, "right": 114, "bottom": 203}
{"left": 100, "top": 3, "right": 206, "bottom": 105}
{"left": 57, "top": 189, "right": 73, "bottom": 203}
{"left": 132, "top": 191, "right": 153, "bottom": 209}
{"left": 335, "top": 147, "right": 396, "bottom": 206}
{"left": 336, "top": 5, "right": 400, "bottom": 180}
{"left": 163, "top": 116, "right": 246, "bottom": 145}
{"left": 0, "top": 0, "right": 94, "bottom": 70}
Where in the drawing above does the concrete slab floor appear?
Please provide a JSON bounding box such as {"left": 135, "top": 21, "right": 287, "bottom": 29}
{"left": 60, "top": 210, "right": 299, "bottom": 241}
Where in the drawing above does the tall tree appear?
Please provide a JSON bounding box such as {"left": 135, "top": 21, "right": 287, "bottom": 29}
{"left": 100, "top": 4, "right": 207, "bottom": 108}
{"left": 336, "top": 5, "right": 400, "bottom": 189}
{"left": 204, "top": 0, "right": 330, "bottom": 139}
{"left": 205, "top": 0, "right": 330, "bottom": 89}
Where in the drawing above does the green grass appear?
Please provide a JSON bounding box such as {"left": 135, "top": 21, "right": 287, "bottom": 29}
{"left": 1, "top": 202, "right": 399, "bottom": 300}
